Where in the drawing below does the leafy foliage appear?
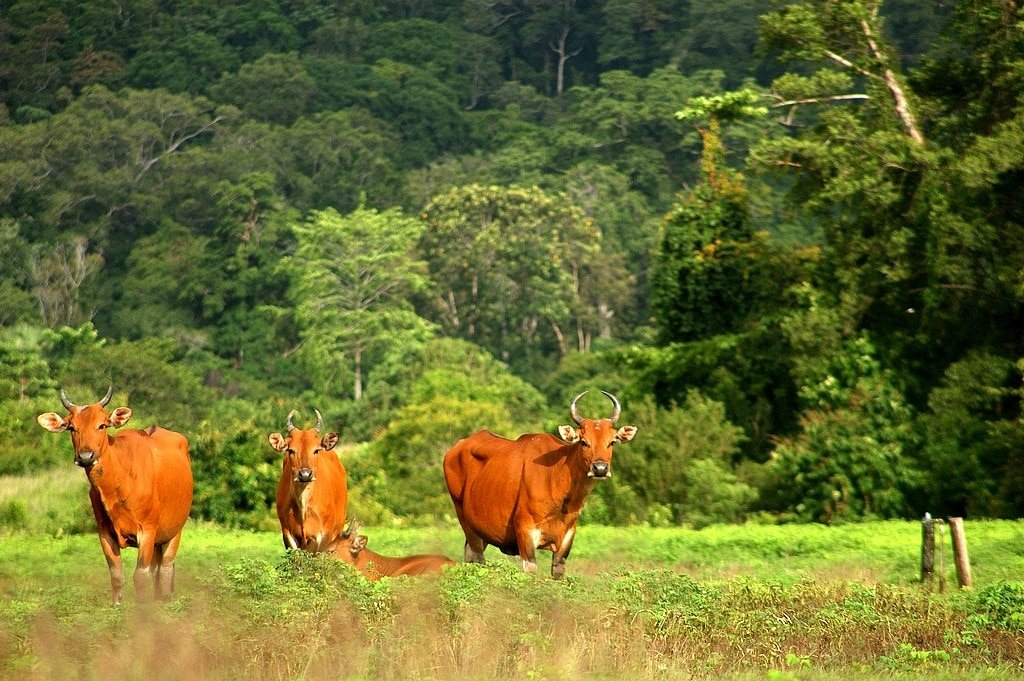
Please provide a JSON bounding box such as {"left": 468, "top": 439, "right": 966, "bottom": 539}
{"left": 0, "top": 0, "right": 1020, "bottom": 526}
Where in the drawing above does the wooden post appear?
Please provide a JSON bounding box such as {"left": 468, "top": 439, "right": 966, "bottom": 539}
{"left": 949, "top": 517, "right": 973, "bottom": 588}
{"left": 921, "top": 512, "right": 935, "bottom": 584}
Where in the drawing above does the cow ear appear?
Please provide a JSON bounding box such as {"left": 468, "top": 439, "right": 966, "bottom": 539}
{"left": 321, "top": 432, "right": 339, "bottom": 451}
{"left": 268, "top": 433, "right": 287, "bottom": 451}
{"left": 614, "top": 425, "right": 637, "bottom": 443}
{"left": 37, "top": 413, "right": 67, "bottom": 432}
{"left": 558, "top": 425, "right": 580, "bottom": 443}
{"left": 109, "top": 407, "right": 132, "bottom": 428}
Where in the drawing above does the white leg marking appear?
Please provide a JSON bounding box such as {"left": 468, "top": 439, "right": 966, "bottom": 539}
{"left": 560, "top": 527, "right": 575, "bottom": 554}
{"left": 529, "top": 528, "right": 542, "bottom": 549}
{"left": 523, "top": 558, "right": 538, "bottom": 574}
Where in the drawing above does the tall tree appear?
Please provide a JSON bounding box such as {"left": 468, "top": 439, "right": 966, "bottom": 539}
{"left": 418, "top": 184, "right": 607, "bottom": 363}
{"left": 285, "top": 206, "right": 434, "bottom": 400}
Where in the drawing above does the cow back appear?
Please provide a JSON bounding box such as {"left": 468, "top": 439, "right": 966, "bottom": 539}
{"left": 445, "top": 431, "right": 565, "bottom": 550}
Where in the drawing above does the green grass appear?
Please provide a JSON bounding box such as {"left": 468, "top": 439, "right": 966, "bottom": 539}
{"left": 1, "top": 469, "right": 1023, "bottom": 679}
{"left": 0, "top": 521, "right": 1022, "bottom": 679}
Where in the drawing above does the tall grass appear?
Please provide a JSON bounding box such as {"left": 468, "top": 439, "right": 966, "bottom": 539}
{"left": 0, "top": 468, "right": 92, "bottom": 535}
{"left": 1, "top": 524, "right": 1023, "bottom": 679}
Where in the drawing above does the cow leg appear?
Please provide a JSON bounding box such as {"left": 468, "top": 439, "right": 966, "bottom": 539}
{"left": 98, "top": 530, "right": 124, "bottom": 606}
{"left": 154, "top": 530, "right": 183, "bottom": 600}
{"left": 551, "top": 527, "right": 576, "bottom": 580}
{"left": 464, "top": 539, "right": 486, "bottom": 563}
{"left": 463, "top": 527, "right": 487, "bottom": 564}
{"left": 453, "top": 508, "right": 486, "bottom": 563}
{"left": 133, "top": 531, "right": 156, "bottom": 601}
{"left": 516, "top": 526, "right": 541, "bottom": 574}
{"left": 282, "top": 531, "right": 299, "bottom": 551}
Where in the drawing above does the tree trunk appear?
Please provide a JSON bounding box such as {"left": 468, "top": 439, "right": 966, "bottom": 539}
{"left": 860, "top": 16, "right": 924, "bottom": 145}
{"left": 353, "top": 347, "right": 363, "bottom": 401}
{"left": 597, "top": 301, "right": 613, "bottom": 339}
{"left": 550, "top": 320, "right": 567, "bottom": 355}
{"left": 550, "top": 25, "right": 581, "bottom": 96}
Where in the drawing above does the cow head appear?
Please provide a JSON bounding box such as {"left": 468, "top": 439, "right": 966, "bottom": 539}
{"left": 36, "top": 385, "right": 132, "bottom": 468}
{"left": 268, "top": 409, "right": 339, "bottom": 485}
{"left": 332, "top": 518, "right": 367, "bottom": 563}
{"left": 557, "top": 391, "right": 637, "bottom": 479}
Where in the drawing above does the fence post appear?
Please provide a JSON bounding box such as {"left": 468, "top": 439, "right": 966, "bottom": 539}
{"left": 921, "top": 512, "right": 935, "bottom": 585}
{"left": 949, "top": 517, "right": 973, "bottom": 588}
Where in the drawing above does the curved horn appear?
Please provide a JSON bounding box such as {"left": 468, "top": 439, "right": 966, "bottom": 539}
{"left": 286, "top": 409, "right": 298, "bottom": 432}
{"left": 314, "top": 408, "right": 323, "bottom": 433}
{"left": 99, "top": 384, "right": 114, "bottom": 407}
{"left": 601, "top": 390, "right": 621, "bottom": 424}
{"left": 569, "top": 391, "right": 587, "bottom": 425}
{"left": 59, "top": 388, "right": 75, "bottom": 411}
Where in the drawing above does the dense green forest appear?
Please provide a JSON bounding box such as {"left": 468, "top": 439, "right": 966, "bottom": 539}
{"left": 1, "top": 0, "right": 1022, "bottom": 528}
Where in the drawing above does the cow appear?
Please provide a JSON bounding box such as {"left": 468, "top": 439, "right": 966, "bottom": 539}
{"left": 269, "top": 409, "right": 348, "bottom": 553}
{"left": 36, "top": 386, "right": 193, "bottom": 605}
{"left": 444, "top": 390, "right": 637, "bottom": 579}
{"left": 331, "top": 519, "right": 454, "bottom": 580}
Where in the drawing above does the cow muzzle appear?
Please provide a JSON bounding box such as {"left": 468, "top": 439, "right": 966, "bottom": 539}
{"left": 295, "top": 468, "right": 315, "bottom": 483}
{"left": 75, "top": 451, "right": 96, "bottom": 468}
{"left": 589, "top": 461, "right": 610, "bottom": 478}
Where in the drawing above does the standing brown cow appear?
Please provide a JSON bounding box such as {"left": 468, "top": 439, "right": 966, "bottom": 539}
{"left": 269, "top": 409, "right": 347, "bottom": 552}
{"left": 36, "top": 386, "right": 194, "bottom": 604}
{"left": 331, "top": 519, "right": 454, "bottom": 580}
{"left": 443, "top": 390, "right": 637, "bottom": 578}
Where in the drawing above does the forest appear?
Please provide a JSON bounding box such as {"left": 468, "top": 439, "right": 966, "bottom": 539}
{"left": 1, "top": 0, "right": 1022, "bottom": 529}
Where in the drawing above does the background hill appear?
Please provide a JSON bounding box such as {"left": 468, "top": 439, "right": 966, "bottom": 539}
{"left": 2, "top": 0, "right": 1023, "bottom": 527}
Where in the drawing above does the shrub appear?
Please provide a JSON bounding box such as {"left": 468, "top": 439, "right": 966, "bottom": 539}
{"left": 622, "top": 393, "right": 755, "bottom": 527}
{"left": 358, "top": 397, "right": 516, "bottom": 519}
{"left": 191, "top": 422, "right": 279, "bottom": 529}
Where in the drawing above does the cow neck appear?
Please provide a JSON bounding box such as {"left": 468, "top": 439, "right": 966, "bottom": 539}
{"left": 86, "top": 437, "right": 132, "bottom": 510}
{"left": 558, "top": 441, "right": 597, "bottom": 513}
{"left": 292, "top": 482, "right": 315, "bottom": 523}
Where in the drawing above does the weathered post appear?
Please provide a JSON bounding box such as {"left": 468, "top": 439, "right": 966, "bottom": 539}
{"left": 921, "top": 512, "right": 935, "bottom": 585}
{"left": 949, "top": 517, "right": 973, "bottom": 588}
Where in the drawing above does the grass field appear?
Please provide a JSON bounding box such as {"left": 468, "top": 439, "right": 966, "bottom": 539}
{"left": 1, "top": 472, "right": 1023, "bottom": 679}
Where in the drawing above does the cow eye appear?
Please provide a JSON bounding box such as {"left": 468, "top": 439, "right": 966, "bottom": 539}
{"left": 65, "top": 424, "right": 76, "bottom": 432}
{"left": 313, "top": 449, "right": 320, "bottom": 455}
{"left": 579, "top": 439, "right": 590, "bottom": 448}
{"left": 286, "top": 448, "right": 295, "bottom": 455}
{"left": 98, "top": 423, "right": 107, "bottom": 430}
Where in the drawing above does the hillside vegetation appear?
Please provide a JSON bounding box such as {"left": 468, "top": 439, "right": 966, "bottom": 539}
{"left": 2, "top": 0, "right": 1023, "bottom": 526}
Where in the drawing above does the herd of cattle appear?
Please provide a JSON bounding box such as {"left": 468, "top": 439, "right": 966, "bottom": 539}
{"left": 36, "top": 386, "right": 637, "bottom": 604}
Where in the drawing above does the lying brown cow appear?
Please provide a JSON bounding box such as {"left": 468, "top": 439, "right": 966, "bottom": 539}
{"left": 269, "top": 409, "right": 347, "bottom": 552}
{"left": 36, "top": 386, "right": 193, "bottom": 604}
{"left": 444, "top": 390, "right": 636, "bottom": 578}
{"left": 332, "top": 519, "right": 454, "bottom": 580}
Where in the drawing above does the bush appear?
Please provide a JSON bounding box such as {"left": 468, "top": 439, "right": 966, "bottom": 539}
{"left": 621, "top": 393, "right": 755, "bottom": 527}
{"left": 191, "top": 422, "right": 279, "bottom": 530}
{"left": 357, "top": 396, "right": 517, "bottom": 520}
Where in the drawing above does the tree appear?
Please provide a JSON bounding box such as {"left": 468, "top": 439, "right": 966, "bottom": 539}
{"left": 767, "top": 284, "right": 919, "bottom": 523}
{"left": 759, "top": 0, "right": 924, "bottom": 144}
{"left": 418, "top": 184, "right": 603, "bottom": 363}
{"left": 210, "top": 52, "right": 315, "bottom": 125}
{"left": 284, "top": 206, "right": 434, "bottom": 400}
{"left": 30, "top": 237, "right": 103, "bottom": 328}
{"left": 651, "top": 91, "right": 801, "bottom": 344}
